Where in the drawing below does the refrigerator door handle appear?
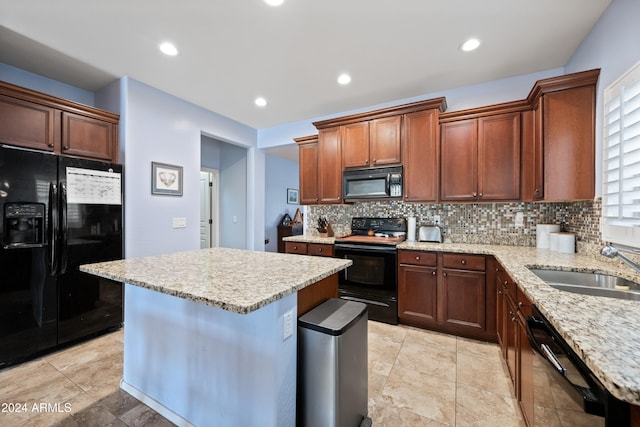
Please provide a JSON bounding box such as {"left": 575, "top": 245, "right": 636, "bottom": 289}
{"left": 60, "top": 182, "right": 69, "bottom": 274}
{"left": 48, "top": 182, "right": 59, "bottom": 276}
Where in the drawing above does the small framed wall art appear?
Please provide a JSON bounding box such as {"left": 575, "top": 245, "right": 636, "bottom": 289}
{"left": 152, "top": 162, "right": 183, "bottom": 196}
{"left": 287, "top": 188, "right": 299, "bottom": 204}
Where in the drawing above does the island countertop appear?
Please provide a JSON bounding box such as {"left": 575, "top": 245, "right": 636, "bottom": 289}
{"left": 80, "top": 247, "right": 351, "bottom": 315}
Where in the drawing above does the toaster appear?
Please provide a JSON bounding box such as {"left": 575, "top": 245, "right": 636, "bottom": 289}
{"left": 418, "top": 225, "right": 443, "bottom": 243}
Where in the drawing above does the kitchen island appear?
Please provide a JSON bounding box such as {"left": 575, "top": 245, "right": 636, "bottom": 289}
{"left": 80, "top": 247, "right": 351, "bottom": 427}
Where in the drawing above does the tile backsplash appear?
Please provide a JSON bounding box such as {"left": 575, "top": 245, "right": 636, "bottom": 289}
{"left": 306, "top": 198, "right": 604, "bottom": 254}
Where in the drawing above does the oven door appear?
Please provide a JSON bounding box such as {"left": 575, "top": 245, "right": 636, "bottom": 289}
{"left": 334, "top": 243, "right": 398, "bottom": 324}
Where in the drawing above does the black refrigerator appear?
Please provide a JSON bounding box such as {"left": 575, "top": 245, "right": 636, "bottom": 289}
{"left": 0, "top": 145, "right": 124, "bottom": 368}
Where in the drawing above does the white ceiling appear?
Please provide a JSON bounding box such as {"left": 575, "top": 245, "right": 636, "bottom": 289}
{"left": 0, "top": 0, "right": 611, "bottom": 133}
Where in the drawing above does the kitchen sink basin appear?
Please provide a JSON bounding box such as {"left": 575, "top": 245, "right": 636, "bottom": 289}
{"left": 529, "top": 268, "right": 640, "bottom": 301}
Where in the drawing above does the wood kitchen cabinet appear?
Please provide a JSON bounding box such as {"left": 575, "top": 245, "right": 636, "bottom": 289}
{"left": 317, "top": 127, "right": 343, "bottom": 204}
{"left": 341, "top": 116, "right": 401, "bottom": 169}
{"left": 398, "top": 250, "right": 496, "bottom": 341}
{"left": 0, "top": 81, "right": 119, "bottom": 162}
{"left": 295, "top": 135, "right": 319, "bottom": 205}
{"left": 440, "top": 112, "right": 521, "bottom": 202}
{"left": 402, "top": 108, "right": 440, "bottom": 202}
{"left": 285, "top": 242, "right": 334, "bottom": 257}
{"left": 494, "top": 258, "right": 534, "bottom": 425}
{"left": 398, "top": 251, "right": 438, "bottom": 327}
{"left": 524, "top": 69, "right": 599, "bottom": 201}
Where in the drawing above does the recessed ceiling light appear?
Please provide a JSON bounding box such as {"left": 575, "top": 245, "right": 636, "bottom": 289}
{"left": 265, "top": 0, "right": 284, "bottom": 6}
{"left": 460, "top": 38, "right": 481, "bottom": 52}
{"left": 159, "top": 42, "right": 179, "bottom": 56}
{"left": 337, "top": 73, "right": 352, "bottom": 85}
{"left": 255, "top": 97, "right": 267, "bottom": 107}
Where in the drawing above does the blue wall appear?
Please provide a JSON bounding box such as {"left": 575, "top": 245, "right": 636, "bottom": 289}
{"left": 264, "top": 154, "right": 300, "bottom": 252}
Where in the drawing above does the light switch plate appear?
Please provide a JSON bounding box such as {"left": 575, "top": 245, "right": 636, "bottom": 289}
{"left": 515, "top": 212, "right": 524, "bottom": 228}
{"left": 283, "top": 311, "right": 293, "bottom": 340}
{"left": 172, "top": 217, "right": 187, "bottom": 228}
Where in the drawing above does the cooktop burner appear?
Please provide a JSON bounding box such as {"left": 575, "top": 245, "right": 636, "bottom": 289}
{"left": 335, "top": 217, "right": 407, "bottom": 246}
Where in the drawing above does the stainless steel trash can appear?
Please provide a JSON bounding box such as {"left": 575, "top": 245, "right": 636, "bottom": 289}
{"left": 297, "top": 298, "right": 368, "bottom": 427}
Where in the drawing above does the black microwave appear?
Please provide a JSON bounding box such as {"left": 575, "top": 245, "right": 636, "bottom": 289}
{"left": 343, "top": 166, "right": 403, "bottom": 202}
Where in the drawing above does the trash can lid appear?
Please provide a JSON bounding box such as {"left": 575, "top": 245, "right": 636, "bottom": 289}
{"left": 298, "top": 298, "right": 367, "bottom": 336}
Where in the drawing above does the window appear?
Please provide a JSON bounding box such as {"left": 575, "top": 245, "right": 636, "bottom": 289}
{"left": 602, "top": 61, "right": 640, "bottom": 248}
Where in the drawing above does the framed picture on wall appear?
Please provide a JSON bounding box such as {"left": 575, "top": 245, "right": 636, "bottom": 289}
{"left": 152, "top": 162, "right": 183, "bottom": 196}
{"left": 287, "top": 188, "right": 299, "bottom": 204}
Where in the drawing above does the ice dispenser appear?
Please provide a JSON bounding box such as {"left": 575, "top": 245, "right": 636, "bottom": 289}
{"left": 3, "top": 203, "right": 46, "bottom": 248}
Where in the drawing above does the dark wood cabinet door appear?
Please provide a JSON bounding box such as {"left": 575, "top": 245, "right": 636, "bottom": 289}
{"left": 398, "top": 264, "right": 438, "bottom": 327}
{"left": 440, "top": 119, "right": 478, "bottom": 201}
{"left": 318, "top": 127, "right": 342, "bottom": 204}
{"left": 441, "top": 268, "right": 486, "bottom": 331}
{"left": 403, "top": 109, "right": 439, "bottom": 202}
{"left": 478, "top": 112, "right": 521, "bottom": 201}
{"left": 341, "top": 122, "right": 370, "bottom": 168}
{"left": 298, "top": 139, "right": 319, "bottom": 204}
{"left": 0, "top": 94, "right": 58, "bottom": 152}
{"left": 370, "top": 115, "right": 401, "bottom": 166}
{"left": 62, "top": 112, "right": 116, "bottom": 161}
{"left": 504, "top": 294, "right": 518, "bottom": 384}
{"left": 543, "top": 85, "right": 595, "bottom": 201}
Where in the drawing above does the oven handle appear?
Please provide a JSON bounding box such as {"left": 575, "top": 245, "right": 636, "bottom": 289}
{"left": 340, "top": 295, "right": 389, "bottom": 307}
{"left": 334, "top": 243, "right": 397, "bottom": 254}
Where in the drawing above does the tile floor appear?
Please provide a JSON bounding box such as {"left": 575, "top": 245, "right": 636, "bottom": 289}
{"left": 0, "top": 322, "right": 524, "bottom": 426}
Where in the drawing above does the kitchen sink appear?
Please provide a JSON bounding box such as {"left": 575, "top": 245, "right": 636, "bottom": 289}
{"left": 529, "top": 268, "right": 640, "bottom": 301}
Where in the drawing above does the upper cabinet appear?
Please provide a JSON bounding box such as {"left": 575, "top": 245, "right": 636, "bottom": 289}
{"left": 342, "top": 116, "right": 402, "bottom": 168}
{"left": 0, "top": 81, "right": 119, "bottom": 163}
{"left": 440, "top": 110, "right": 521, "bottom": 202}
{"left": 402, "top": 108, "right": 442, "bottom": 202}
{"left": 295, "top": 135, "right": 319, "bottom": 205}
{"left": 524, "top": 69, "right": 600, "bottom": 201}
{"left": 317, "top": 127, "right": 343, "bottom": 204}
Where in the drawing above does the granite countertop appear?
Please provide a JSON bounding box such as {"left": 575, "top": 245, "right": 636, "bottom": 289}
{"left": 398, "top": 241, "right": 640, "bottom": 406}
{"left": 80, "top": 247, "right": 351, "bottom": 315}
{"left": 283, "top": 235, "right": 336, "bottom": 244}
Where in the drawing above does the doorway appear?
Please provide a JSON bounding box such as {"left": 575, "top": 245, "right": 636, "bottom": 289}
{"left": 200, "top": 168, "right": 219, "bottom": 249}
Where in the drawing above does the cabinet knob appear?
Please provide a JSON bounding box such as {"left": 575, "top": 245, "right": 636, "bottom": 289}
{"left": 318, "top": 248, "right": 323, "bottom": 252}
{"left": 47, "top": 142, "right": 54, "bottom": 148}
{"left": 518, "top": 302, "right": 524, "bottom": 308}
{"left": 443, "top": 272, "right": 448, "bottom": 277}
{"left": 415, "top": 256, "right": 420, "bottom": 260}
{"left": 461, "top": 259, "right": 466, "bottom": 265}
{"left": 364, "top": 159, "right": 369, "bottom": 164}
{"left": 498, "top": 290, "right": 503, "bottom": 295}
{"left": 479, "top": 192, "right": 483, "bottom": 197}
{"left": 535, "top": 188, "right": 540, "bottom": 194}
{"left": 372, "top": 158, "right": 377, "bottom": 163}
{"left": 472, "top": 192, "right": 477, "bottom": 197}
{"left": 432, "top": 271, "right": 437, "bottom": 276}
{"left": 293, "top": 246, "right": 297, "bottom": 250}
{"left": 63, "top": 145, "right": 69, "bottom": 150}
{"left": 504, "top": 280, "right": 508, "bottom": 286}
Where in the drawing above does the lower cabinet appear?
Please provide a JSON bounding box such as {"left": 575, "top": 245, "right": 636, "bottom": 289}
{"left": 398, "top": 250, "right": 496, "bottom": 341}
{"left": 495, "top": 259, "right": 534, "bottom": 426}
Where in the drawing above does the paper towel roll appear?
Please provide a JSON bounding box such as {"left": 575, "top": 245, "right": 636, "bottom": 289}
{"left": 549, "top": 232, "right": 560, "bottom": 251}
{"left": 407, "top": 217, "right": 416, "bottom": 242}
{"left": 556, "top": 232, "right": 576, "bottom": 254}
{"left": 536, "top": 224, "right": 560, "bottom": 249}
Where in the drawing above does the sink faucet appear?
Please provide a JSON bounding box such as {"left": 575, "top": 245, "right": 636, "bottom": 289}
{"left": 601, "top": 245, "right": 640, "bottom": 273}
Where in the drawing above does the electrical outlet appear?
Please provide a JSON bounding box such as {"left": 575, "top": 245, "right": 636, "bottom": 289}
{"left": 515, "top": 212, "right": 524, "bottom": 228}
{"left": 283, "top": 311, "right": 293, "bottom": 340}
{"left": 434, "top": 214, "right": 441, "bottom": 224}
{"left": 172, "top": 217, "right": 187, "bottom": 228}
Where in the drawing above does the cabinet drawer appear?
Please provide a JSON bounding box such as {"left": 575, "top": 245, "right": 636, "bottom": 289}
{"left": 285, "top": 242, "right": 308, "bottom": 255}
{"left": 442, "top": 253, "right": 485, "bottom": 271}
{"left": 308, "top": 243, "right": 334, "bottom": 257}
{"left": 398, "top": 250, "right": 437, "bottom": 267}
